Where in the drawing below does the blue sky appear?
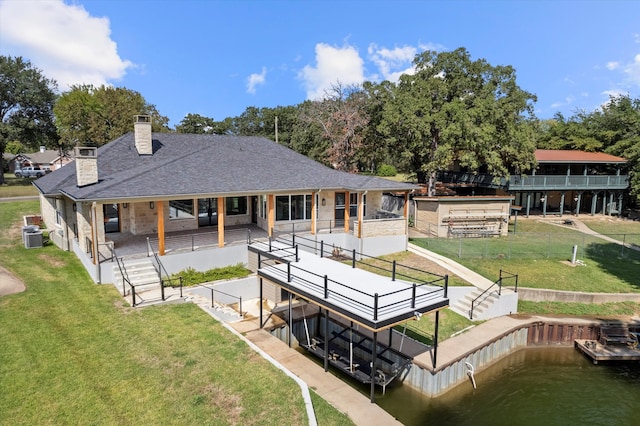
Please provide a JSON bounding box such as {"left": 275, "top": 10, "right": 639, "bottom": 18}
{"left": 1, "top": 0, "right": 639, "bottom": 128}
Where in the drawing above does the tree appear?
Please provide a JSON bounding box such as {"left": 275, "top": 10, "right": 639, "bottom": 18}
{"left": 5, "top": 140, "right": 24, "bottom": 154}
{"left": 379, "top": 48, "right": 538, "bottom": 194}
{"left": 0, "top": 56, "right": 58, "bottom": 184}
{"left": 176, "top": 113, "right": 216, "bottom": 134}
{"left": 54, "top": 85, "right": 170, "bottom": 149}
{"left": 298, "top": 82, "right": 369, "bottom": 172}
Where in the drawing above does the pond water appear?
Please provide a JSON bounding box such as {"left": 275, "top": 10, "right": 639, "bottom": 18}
{"left": 368, "top": 347, "right": 640, "bottom": 425}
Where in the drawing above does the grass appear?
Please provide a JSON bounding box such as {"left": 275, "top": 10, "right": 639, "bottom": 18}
{"left": 580, "top": 217, "right": 640, "bottom": 246}
{"left": 0, "top": 201, "right": 352, "bottom": 425}
{"left": 411, "top": 219, "right": 640, "bottom": 293}
{"left": 0, "top": 173, "right": 39, "bottom": 197}
{"left": 355, "top": 250, "right": 469, "bottom": 287}
{"left": 518, "top": 300, "right": 640, "bottom": 317}
{"left": 395, "top": 309, "right": 477, "bottom": 345}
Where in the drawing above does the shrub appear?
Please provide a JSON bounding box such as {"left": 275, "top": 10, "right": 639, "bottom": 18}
{"left": 168, "top": 263, "right": 251, "bottom": 287}
{"left": 377, "top": 164, "right": 397, "bottom": 177}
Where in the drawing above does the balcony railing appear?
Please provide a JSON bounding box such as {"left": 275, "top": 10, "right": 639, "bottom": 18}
{"left": 508, "top": 174, "right": 629, "bottom": 191}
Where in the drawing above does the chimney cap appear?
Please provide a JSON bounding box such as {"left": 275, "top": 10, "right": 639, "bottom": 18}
{"left": 135, "top": 115, "right": 151, "bottom": 123}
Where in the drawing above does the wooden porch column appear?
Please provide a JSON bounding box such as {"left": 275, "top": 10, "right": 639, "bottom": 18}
{"left": 267, "top": 194, "right": 275, "bottom": 237}
{"left": 217, "top": 197, "right": 225, "bottom": 247}
{"left": 560, "top": 192, "right": 565, "bottom": 216}
{"left": 311, "top": 192, "right": 317, "bottom": 235}
{"left": 344, "top": 191, "right": 350, "bottom": 233}
{"left": 157, "top": 201, "right": 165, "bottom": 256}
{"left": 404, "top": 192, "right": 409, "bottom": 234}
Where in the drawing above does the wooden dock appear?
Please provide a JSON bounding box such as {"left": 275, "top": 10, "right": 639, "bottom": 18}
{"left": 575, "top": 339, "right": 640, "bottom": 364}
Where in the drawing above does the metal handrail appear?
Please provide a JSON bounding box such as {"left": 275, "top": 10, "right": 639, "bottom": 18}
{"left": 469, "top": 279, "right": 501, "bottom": 320}
{"left": 257, "top": 247, "right": 448, "bottom": 321}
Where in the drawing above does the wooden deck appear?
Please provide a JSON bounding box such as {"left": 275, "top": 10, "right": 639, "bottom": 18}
{"left": 575, "top": 339, "right": 640, "bottom": 364}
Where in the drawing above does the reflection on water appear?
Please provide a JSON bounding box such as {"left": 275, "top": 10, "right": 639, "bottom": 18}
{"left": 373, "top": 347, "right": 640, "bottom": 425}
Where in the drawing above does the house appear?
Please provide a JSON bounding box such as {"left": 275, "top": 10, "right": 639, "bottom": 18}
{"left": 34, "top": 116, "right": 417, "bottom": 284}
{"left": 10, "top": 146, "right": 74, "bottom": 173}
{"left": 438, "top": 149, "right": 629, "bottom": 217}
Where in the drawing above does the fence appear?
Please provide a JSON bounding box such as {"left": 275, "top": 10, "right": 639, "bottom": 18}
{"left": 414, "top": 232, "right": 640, "bottom": 261}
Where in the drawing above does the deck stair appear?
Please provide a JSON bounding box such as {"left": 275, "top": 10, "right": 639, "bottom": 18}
{"left": 113, "top": 258, "right": 160, "bottom": 294}
{"left": 451, "top": 287, "right": 500, "bottom": 320}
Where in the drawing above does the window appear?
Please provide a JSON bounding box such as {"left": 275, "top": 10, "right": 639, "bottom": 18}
{"left": 226, "top": 197, "right": 247, "bottom": 216}
{"left": 350, "top": 193, "right": 366, "bottom": 218}
{"left": 169, "top": 199, "right": 194, "bottom": 219}
{"left": 260, "top": 195, "right": 267, "bottom": 219}
{"left": 275, "top": 194, "right": 313, "bottom": 221}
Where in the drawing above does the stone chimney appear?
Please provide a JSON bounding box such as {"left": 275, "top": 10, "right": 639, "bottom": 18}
{"left": 74, "top": 147, "right": 98, "bottom": 187}
{"left": 134, "top": 115, "right": 153, "bottom": 155}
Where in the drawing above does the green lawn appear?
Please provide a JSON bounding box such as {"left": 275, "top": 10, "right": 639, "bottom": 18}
{"left": 580, "top": 217, "right": 640, "bottom": 246}
{"left": 412, "top": 219, "right": 640, "bottom": 293}
{"left": 0, "top": 201, "right": 352, "bottom": 425}
{"left": 0, "top": 173, "right": 39, "bottom": 197}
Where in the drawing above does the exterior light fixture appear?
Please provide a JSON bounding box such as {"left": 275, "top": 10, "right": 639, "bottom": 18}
{"left": 122, "top": 203, "right": 128, "bottom": 208}
{"left": 149, "top": 201, "right": 154, "bottom": 209}
{"left": 321, "top": 198, "right": 326, "bottom": 206}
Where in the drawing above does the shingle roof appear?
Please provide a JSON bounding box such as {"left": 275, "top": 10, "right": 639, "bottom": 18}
{"left": 35, "top": 133, "right": 416, "bottom": 201}
{"left": 535, "top": 149, "right": 627, "bottom": 164}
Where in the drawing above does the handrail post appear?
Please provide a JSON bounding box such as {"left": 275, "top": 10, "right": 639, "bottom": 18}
{"left": 210, "top": 288, "right": 215, "bottom": 308}
{"left": 161, "top": 278, "right": 165, "bottom": 301}
{"left": 179, "top": 276, "right": 183, "bottom": 297}
{"left": 320, "top": 240, "right": 324, "bottom": 258}
{"left": 392, "top": 260, "right": 396, "bottom": 281}
{"left": 324, "top": 275, "right": 328, "bottom": 299}
{"left": 515, "top": 274, "right": 519, "bottom": 293}
{"left": 239, "top": 296, "right": 243, "bottom": 317}
{"left": 498, "top": 278, "right": 502, "bottom": 296}
{"left": 444, "top": 275, "right": 448, "bottom": 298}
{"left": 374, "top": 293, "right": 379, "bottom": 321}
{"left": 292, "top": 234, "right": 295, "bottom": 247}
{"left": 411, "top": 283, "right": 416, "bottom": 308}
{"left": 470, "top": 299, "right": 474, "bottom": 320}
{"left": 287, "top": 262, "right": 291, "bottom": 282}
{"left": 352, "top": 249, "right": 356, "bottom": 268}
{"left": 269, "top": 237, "right": 272, "bottom": 252}
{"left": 295, "top": 245, "right": 299, "bottom": 262}
{"left": 258, "top": 252, "right": 261, "bottom": 268}
{"left": 329, "top": 220, "right": 332, "bottom": 234}
{"left": 191, "top": 235, "right": 195, "bottom": 251}
{"left": 132, "top": 286, "right": 136, "bottom": 307}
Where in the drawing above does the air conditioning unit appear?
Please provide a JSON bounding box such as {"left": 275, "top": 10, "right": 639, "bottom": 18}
{"left": 25, "top": 231, "right": 43, "bottom": 249}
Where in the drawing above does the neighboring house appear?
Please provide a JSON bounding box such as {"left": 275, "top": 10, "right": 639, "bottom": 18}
{"left": 10, "top": 146, "right": 74, "bottom": 173}
{"left": 438, "top": 149, "right": 629, "bottom": 217}
{"left": 34, "top": 116, "right": 417, "bottom": 284}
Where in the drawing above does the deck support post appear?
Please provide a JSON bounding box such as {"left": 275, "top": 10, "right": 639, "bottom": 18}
{"left": 259, "top": 278, "right": 263, "bottom": 329}
{"left": 525, "top": 192, "right": 531, "bottom": 217}
{"left": 370, "top": 331, "right": 378, "bottom": 403}
{"left": 560, "top": 192, "right": 565, "bottom": 216}
{"left": 433, "top": 310, "right": 440, "bottom": 369}
{"left": 591, "top": 192, "right": 598, "bottom": 215}
{"left": 324, "top": 309, "right": 330, "bottom": 372}
{"left": 288, "top": 291, "right": 292, "bottom": 348}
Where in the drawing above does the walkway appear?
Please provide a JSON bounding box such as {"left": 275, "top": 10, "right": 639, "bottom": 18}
{"left": 561, "top": 217, "right": 640, "bottom": 251}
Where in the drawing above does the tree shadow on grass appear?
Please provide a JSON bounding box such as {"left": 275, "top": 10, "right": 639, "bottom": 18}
{"left": 583, "top": 242, "right": 640, "bottom": 291}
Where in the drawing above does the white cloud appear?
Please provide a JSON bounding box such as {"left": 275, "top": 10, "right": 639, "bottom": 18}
{"left": 550, "top": 96, "right": 575, "bottom": 109}
{"left": 606, "top": 61, "right": 620, "bottom": 70}
{"left": 246, "top": 67, "right": 267, "bottom": 94}
{"left": 0, "top": 0, "right": 133, "bottom": 90}
{"left": 299, "top": 43, "right": 365, "bottom": 100}
{"left": 623, "top": 54, "right": 640, "bottom": 86}
{"left": 368, "top": 44, "right": 417, "bottom": 82}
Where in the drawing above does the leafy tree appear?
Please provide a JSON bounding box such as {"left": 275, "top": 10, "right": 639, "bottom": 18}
{"left": 0, "top": 56, "right": 58, "bottom": 184}
{"left": 5, "top": 140, "right": 24, "bottom": 154}
{"left": 379, "top": 48, "right": 538, "bottom": 194}
{"left": 175, "top": 113, "right": 217, "bottom": 134}
{"left": 54, "top": 84, "right": 170, "bottom": 148}
{"left": 537, "top": 112, "right": 603, "bottom": 152}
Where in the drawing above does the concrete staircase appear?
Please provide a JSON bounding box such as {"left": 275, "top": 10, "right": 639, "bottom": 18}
{"left": 451, "top": 287, "right": 500, "bottom": 320}
{"left": 113, "top": 258, "right": 160, "bottom": 295}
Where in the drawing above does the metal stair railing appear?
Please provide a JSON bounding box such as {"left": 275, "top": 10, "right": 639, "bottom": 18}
{"left": 469, "top": 270, "right": 518, "bottom": 320}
